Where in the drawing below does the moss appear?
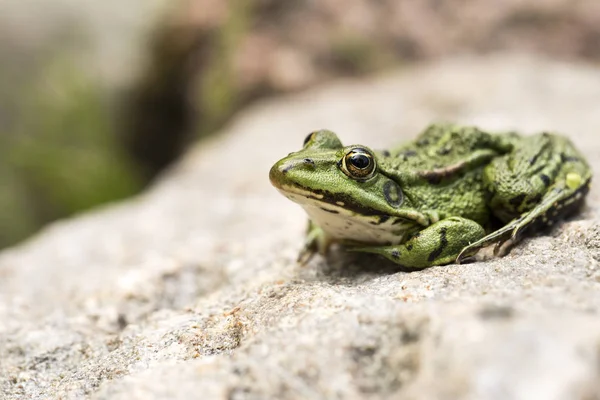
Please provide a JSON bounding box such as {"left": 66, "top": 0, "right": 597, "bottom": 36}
{"left": 198, "top": 0, "right": 253, "bottom": 136}
{"left": 0, "top": 55, "right": 142, "bottom": 247}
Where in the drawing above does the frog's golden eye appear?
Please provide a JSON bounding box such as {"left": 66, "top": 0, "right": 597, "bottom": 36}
{"left": 341, "top": 148, "right": 376, "bottom": 180}
{"left": 303, "top": 132, "right": 316, "bottom": 147}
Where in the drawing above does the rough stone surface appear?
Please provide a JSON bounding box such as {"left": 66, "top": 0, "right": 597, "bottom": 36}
{"left": 1, "top": 54, "right": 600, "bottom": 399}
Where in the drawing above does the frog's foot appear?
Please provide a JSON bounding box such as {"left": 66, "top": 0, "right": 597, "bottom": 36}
{"left": 456, "top": 222, "right": 516, "bottom": 263}
{"left": 471, "top": 132, "right": 592, "bottom": 262}
{"left": 297, "top": 221, "right": 333, "bottom": 265}
{"left": 349, "top": 217, "right": 485, "bottom": 269}
{"left": 457, "top": 172, "right": 592, "bottom": 263}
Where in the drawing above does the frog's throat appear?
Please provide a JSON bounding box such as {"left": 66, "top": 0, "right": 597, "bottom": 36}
{"left": 275, "top": 184, "right": 429, "bottom": 226}
{"left": 302, "top": 201, "right": 416, "bottom": 245}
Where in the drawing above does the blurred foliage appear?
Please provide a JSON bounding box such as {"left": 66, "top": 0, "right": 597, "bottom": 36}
{"left": 4, "top": 0, "right": 600, "bottom": 250}
{"left": 123, "top": 0, "right": 257, "bottom": 178}
{"left": 198, "top": 0, "right": 253, "bottom": 137}
{"left": 0, "top": 55, "right": 142, "bottom": 248}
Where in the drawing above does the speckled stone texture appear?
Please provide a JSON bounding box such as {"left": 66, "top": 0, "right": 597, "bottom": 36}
{"left": 1, "top": 55, "right": 600, "bottom": 399}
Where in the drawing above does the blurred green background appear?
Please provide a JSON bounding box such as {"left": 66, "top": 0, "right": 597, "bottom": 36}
{"left": 0, "top": 0, "right": 599, "bottom": 249}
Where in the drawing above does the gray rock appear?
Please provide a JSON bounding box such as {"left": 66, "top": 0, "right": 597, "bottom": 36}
{"left": 1, "top": 54, "right": 600, "bottom": 399}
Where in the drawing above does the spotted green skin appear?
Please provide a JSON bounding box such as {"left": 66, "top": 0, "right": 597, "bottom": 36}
{"left": 269, "top": 124, "right": 592, "bottom": 269}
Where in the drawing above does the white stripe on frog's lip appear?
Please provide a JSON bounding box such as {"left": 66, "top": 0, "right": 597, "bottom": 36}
{"left": 276, "top": 185, "right": 361, "bottom": 220}
{"left": 277, "top": 183, "right": 387, "bottom": 218}
{"left": 278, "top": 184, "right": 324, "bottom": 200}
{"left": 277, "top": 183, "right": 429, "bottom": 228}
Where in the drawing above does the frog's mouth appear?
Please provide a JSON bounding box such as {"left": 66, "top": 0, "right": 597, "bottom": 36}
{"left": 273, "top": 182, "right": 388, "bottom": 218}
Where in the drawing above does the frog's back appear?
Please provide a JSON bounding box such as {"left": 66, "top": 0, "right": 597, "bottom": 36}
{"left": 377, "top": 124, "right": 518, "bottom": 227}
{"left": 388, "top": 123, "right": 516, "bottom": 171}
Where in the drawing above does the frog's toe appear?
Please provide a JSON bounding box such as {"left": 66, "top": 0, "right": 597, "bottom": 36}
{"left": 492, "top": 239, "right": 508, "bottom": 256}
{"left": 297, "top": 246, "right": 317, "bottom": 265}
{"left": 492, "top": 240, "right": 503, "bottom": 256}
{"left": 455, "top": 254, "right": 477, "bottom": 264}
{"left": 497, "top": 222, "right": 528, "bottom": 256}
{"left": 501, "top": 233, "right": 527, "bottom": 257}
{"left": 297, "top": 223, "right": 333, "bottom": 264}
{"left": 347, "top": 246, "right": 381, "bottom": 256}
{"left": 456, "top": 246, "right": 480, "bottom": 264}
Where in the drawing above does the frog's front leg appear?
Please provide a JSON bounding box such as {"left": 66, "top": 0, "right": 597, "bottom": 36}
{"left": 298, "top": 220, "right": 333, "bottom": 264}
{"left": 349, "top": 217, "right": 485, "bottom": 269}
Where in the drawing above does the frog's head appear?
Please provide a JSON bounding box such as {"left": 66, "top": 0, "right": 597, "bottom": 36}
{"left": 270, "top": 130, "right": 419, "bottom": 243}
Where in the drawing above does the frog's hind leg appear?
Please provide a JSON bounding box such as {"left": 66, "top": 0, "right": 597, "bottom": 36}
{"left": 457, "top": 133, "right": 591, "bottom": 262}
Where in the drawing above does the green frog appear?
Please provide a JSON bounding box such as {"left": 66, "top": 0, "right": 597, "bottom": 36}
{"left": 269, "top": 124, "right": 592, "bottom": 268}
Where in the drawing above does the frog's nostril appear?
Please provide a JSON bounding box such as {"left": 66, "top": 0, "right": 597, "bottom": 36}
{"left": 271, "top": 158, "right": 315, "bottom": 183}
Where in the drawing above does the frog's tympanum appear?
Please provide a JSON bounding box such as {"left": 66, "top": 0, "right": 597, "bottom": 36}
{"left": 269, "top": 124, "right": 592, "bottom": 268}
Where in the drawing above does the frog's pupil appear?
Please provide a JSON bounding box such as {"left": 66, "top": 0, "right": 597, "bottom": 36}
{"left": 350, "top": 153, "right": 370, "bottom": 169}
